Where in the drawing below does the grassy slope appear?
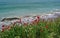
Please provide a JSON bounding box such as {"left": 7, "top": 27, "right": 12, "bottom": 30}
{"left": 0, "top": 18, "right": 60, "bottom": 38}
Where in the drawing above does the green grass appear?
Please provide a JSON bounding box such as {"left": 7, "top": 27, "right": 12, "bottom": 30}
{"left": 0, "top": 18, "right": 60, "bottom": 38}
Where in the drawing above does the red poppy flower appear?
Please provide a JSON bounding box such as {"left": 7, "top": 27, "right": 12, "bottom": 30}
{"left": 13, "top": 22, "right": 16, "bottom": 25}
{"left": 36, "top": 16, "right": 40, "bottom": 19}
{"left": 20, "top": 19, "right": 21, "bottom": 22}
{"left": 40, "top": 29, "right": 43, "bottom": 32}
{"left": 2, "top": 25, "right": 5, "bottom": 27}
{"left": 45, "top": 25, "right": 48, "bottom": 29}
{"left": 2, "top": 27, "right": 4, "bottom": 30}
{"left": 6, "top": 26, "right": 10, "bottom": 29}
{"left": 31, "top": 20, "right": 36, "bottom": 24}
{"left": 8, "top": 26, "right": 10, "bottom": 28}
{"left": 8, "top": 27, "right": 11, "bottom": 30}
{"left": 34, "top": 19, "right": 37, "bottom": 22}
{"left": 1, "top": 27, "right": 5, "bottom": 32}
{"left": 31, "top": 19, "right": 39, "bottom": 25}
{"left": 1, "top": 29, "right": 4, "bottom": 32}
{"left": 24, "top": 23, "right": 28, "bottom": 26}
{"left": 34, "top": 19, "right": 39, "bottom": 24}
{"left": 42, "top": 19, "right": 45, "bottom": 22}
{"left": 17, "top": 19, "right": 21, "bottom": 23}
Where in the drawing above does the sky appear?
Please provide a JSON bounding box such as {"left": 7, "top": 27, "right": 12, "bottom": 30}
{"left": 0, "top": 0, "right": 60, "bottom": 3}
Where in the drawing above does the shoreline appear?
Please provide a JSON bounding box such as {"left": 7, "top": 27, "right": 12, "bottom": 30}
{"left": 0, "top": 11, "right": 55, "bottom": 21}
{"left": 0, "top": 11, "right": 60, "bottom": 21}
{"left": 0, "top": 12, "right": 60, "bottom": 30}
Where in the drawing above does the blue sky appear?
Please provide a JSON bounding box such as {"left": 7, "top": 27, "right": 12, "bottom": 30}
{"left": 0, "top": 0, "right": 60, "bottom": 3}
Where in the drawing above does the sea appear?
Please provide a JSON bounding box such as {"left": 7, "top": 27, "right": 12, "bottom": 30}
{"left": 0, "top": 2, "right": 60, "bottom": 20}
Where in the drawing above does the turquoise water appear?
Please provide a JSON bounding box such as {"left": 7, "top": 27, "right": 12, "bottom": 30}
{"left": 0, "top": 2, "right": 60, "bottom": 20}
